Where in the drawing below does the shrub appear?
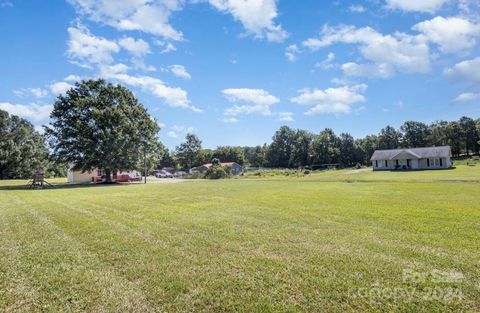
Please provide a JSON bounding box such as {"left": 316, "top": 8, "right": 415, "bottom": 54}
{"left": 355, "top": 163, "right": 362, "bottom": 169}
{"left": 304, "top": 170, "right": 311, "bottom": 175}
{"left": 186, "top": 171, "right": 205, "bottom": 179}
{"left": 205, "top": 165, "right": 229, "bottom": 179}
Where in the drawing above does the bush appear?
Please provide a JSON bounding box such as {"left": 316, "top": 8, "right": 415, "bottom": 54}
{"left": 354, "top": 163, "right": 362, "bottom": 169}
{"left": 185, "top": 171, "right": 205, "bottom": 179}
{"left": 205, "top": 165, "right": 229, "bottom": 179}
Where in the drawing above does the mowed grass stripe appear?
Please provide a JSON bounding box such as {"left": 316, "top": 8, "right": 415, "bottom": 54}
{"left": 2, "top": 193, "right": 154, "bottom": 312}
{"left": 0, "top": 202, "right": 40, "bottom": 312}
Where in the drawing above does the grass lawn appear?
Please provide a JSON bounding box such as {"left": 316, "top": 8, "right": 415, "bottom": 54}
{"left": 1, "top": 166, "right": 479, "bottom": 312}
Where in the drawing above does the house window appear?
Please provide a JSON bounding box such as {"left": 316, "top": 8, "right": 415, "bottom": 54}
{"left": 385, "top": 160, "right": 388, "bottom": 167}
{"left": 375, "top": 160, "right": 378, "bottom": 167}
{"left": 396, "top": 160, "right": 399, "bottom": 167}
{"left": 440, "top": 158, "right": 443, "bottom": 166}
{"left": 427, "top": 159, "right": 430, "bottom": 167}
{"left": 434, "top": 158, "right": 440, "bottom": 166}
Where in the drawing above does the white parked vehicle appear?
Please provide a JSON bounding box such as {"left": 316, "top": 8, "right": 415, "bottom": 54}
{"left": 154, "top": 170, "right": 173, "bottom": 178}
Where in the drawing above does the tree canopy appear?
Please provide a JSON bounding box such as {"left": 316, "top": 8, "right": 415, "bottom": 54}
{"left": 45, "top": 79, "right": 159, "bottom": 182}
{"left": 0, "top": 109, "right": 49, "bottom": 179}
{"left": 175, "top": 133, "right": 202, "bottom": 169}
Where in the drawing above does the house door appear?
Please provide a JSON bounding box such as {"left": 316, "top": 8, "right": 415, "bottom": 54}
{"left": 407, "top": 159, "right": 410, "bottom": 168}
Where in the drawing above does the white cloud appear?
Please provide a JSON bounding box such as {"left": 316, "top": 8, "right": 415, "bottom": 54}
{"left": 385, "top": 0, "right": 449, "bottom": 13}
{"left": 118, "top": 37, "right": 151, "bottom": 57}
{"left": 67, "top": 24, "right": 120, "bottom": 67}
{"left": 68, "top": 0, "right": 184, "bottom": 41}
{"left": 0, "top": 102, "right": 52, "bottom": 121}
{"left": 444, "top": 57, "right": 480, "bottom": 83}
{"left": 285, "top": 44, "right": 300, "bottom": 62}
{"left": 50, "top": 82, "right": 74, "bottom": 95}
{"left": 452, "top": 92, "right": 480, "bottom": 103}
{"left": 222, "top": 117, "right": 239, "bottom": 124}
{"left": 315, "top": 52, "right": 336, "bottom": 69}
{"left": 104, "top": 71, "right": 201, "bottom": 112}
{"left": 291, "top": 84, "right": 367, "bottom": 115}
{"left": 341, "top": 62, "right": 395, "bottom": 78}
{"left": 349, "top": 4, "right": 366, "bottom": 13}
{"left": 413, "top": 16, "right": 480, "bottom": 53}
{"left": 167, "top": 125, "right": 194, "bottom": 138}
{"left": 302, "top": 24, "right": 431, "bottom": 76}
{"left": 166, "top": 131, "right": 178, "bottom": 138}
{"left": 207, "top": 0, "right": 288, "bottom": 42}
{"left": 28, "top": 88, "right": 49, "bottom": 98}
{"left": 155, "top": 40, "right": 177, "bottom": 53}
{"left": 64, "top": 74, "right": 83, "bottom": 82}
{"left": 278, "top": 112, "right": 294, "bottom": 122}
{"left": 222, "top": 88, "right": 280, "bottom": 116}
{"left": 157, "top": 121, "right": 166, "bottom": 128}
{"left": 169, "top": 65, "right": 191, "bottom": 80}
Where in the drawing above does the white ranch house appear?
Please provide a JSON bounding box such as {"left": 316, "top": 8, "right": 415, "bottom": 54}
{"left": 370, "top": 146, "right": 452, "bottom": 171}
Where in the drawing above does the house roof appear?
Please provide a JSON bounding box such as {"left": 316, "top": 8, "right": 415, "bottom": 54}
{"left": 370, "top": 146, "right": 451, "bottom": 161}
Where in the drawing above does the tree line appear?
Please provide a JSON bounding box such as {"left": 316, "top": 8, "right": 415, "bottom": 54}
{"left": 1, "top": 79, "right": 479, "bottom": 179}
{"left": 165, "top": 117, "right": 480, "bottom": 170}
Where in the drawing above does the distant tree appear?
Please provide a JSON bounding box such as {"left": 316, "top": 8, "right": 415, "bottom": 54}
{"left": 244, "top": 145, "right": 267, "bottom": 167}
{"left": 212, "top": 146, "right": 245, "bottom": 165}
{"left": 338, "top": 133, "right": 356, "bottom": 166}
{"left": 428, "top": 121, "right": 449, "bottom": 147}
{"left": 400, "top": 121, "right": 430, "bottom": 148}
{"left": 309, "top": 128, "right": 340, "bottom": 165}
{"left": 477, "top": 118, "right": 480, "bottom": 149}
{"left": 266, "top": 126, "right": 296, "bottom": 167}
{"left": 289, "top": 129, "right": 313, "bottom": 167}
{"left": 45, "top": 79, "right": 159, "bottom": 183}
{"left": 158, "top": 149, "right": 177, "bottom": 168}
{"left": 175, "top": 133, "right": 202, "bottom": 169}
{"left": 445, "top": 122, "right": 462, "bottom": 157}
{"left": 378, "top": 126, "right": 401, "bottom": 149}
{"left": 0, "top": 109, "right": 49, "bottom": 179}
{"left": 211, "top": 157, "right": 220, "bottom": 166}
{"left": 355, "top": 135, "right": 379, "bottom": 164}
{"left": 142, "top": 141, "right": 168, "bottom": 174}
{"left": 196, "top": 149, "right": 213, "bottom": 166}
{"left": 458, "top": 116, "right": 479, "bottom": 155}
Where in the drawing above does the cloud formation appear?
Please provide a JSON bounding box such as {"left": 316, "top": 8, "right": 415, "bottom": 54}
{"left": 222, "top": 88, "right": 280, "bottom": 116}
{"left": 291, "top": 84, "right": 367, "bottom": 115}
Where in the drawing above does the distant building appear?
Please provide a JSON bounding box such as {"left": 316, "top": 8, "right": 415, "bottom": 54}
{"left": 370, "top": 146, "right": 452, "bottom": 171}
{"left": 67, "top": 168, "right": 141, "bottom": 183}
{"left": 192, "top": 162, "right": 243, "bottom": 175}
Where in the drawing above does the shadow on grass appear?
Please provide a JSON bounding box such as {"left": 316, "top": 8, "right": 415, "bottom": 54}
{"left": 0, "top": 182, "right": 126, "bottom": 191}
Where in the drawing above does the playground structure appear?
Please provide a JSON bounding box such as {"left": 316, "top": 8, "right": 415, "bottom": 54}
{"left": 27, "top": 172, "right": 54, "bottom": 189}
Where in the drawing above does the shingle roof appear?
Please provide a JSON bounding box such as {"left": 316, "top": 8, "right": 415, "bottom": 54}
{"left": 370, "top": 146, "right": 451, "bottom": 161}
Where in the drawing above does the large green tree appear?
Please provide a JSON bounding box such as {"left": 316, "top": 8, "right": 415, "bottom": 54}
{"left": 266, "top": 126, "right": 296, "bottom": 167}
{"left": 459, "top": 116, "right": 479, "bottom": 155}
{"left": 309, "top": 128, "right": 340, "bottom": 165}
{"left": 378, "top": 126, "right": 402, "bottom": 150}
{"left": 400, "top": 121, "right": 430, "bottom": 148}
{"left": 175, "top": 133, "right": 202, "bottom": 169}
{"left": 289, "top": 129, "right": 313, "bottom": 167}
{"left": 0, "top": 109, "right": 49, "bottom": 179}
{"left": 45, "top": 79, "right": 159, "bottom": 182}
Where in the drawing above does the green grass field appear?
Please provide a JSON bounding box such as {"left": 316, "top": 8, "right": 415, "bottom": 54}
{"left": 1, "top": 165, "right": 479, "bottom": 312}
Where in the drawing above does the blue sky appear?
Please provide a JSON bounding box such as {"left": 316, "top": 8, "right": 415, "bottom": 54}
{"left": 1, "top": 0, "right": 480, "bottom": 149}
